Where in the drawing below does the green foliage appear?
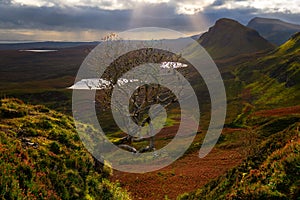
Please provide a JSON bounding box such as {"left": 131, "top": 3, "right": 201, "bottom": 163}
{"left": 258, "top": 116, "right": 300, "bottom": 137}
{"left": 49, "top": 142, "right": 61, "bottom": 154}
{"left": 229, "top": 103, "right": 253, "bottom": 128}
{"left": 0, "top": 98, "right": 28, "bottom": 118}
{"left": 0, "top": 98, "right": 131, "bottom": 200}
{"left": 236, "top": 33, "right": 300, "bottom": 109}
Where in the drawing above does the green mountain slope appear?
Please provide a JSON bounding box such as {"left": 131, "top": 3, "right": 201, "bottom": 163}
{"left": 198, "top": 18, "right": 275, "bottom": 60}
{"left": 0, "top": 98, "right": 130, "bottom": 200}
{"left": 237, "top": 32, "right": 300, "bottom": 109}
{"left": 247, "top": 17, "right": 300, "bottom": 45}
{"left": 177, "top": 32, "right": 300, "bottom": 200}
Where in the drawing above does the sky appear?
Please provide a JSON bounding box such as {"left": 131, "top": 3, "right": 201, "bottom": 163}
{"left": 0, "top": 0, "right": 299, "bottom": 41}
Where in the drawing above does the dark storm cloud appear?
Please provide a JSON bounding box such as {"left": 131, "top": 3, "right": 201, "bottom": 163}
{"left": 0, "top": 3, "right": 206, "bottom": 32}
{"left": 0, "top": 0, "right": 12, "bottom": 5}
{"left": 0, "top": 4, "right": 132, "bottom": 30}
{"left": 203, "top": 6, "right": 259, "bottom": 24}
{"left": 0, "top": 1, "right": 299, "bottom": 33}
{"left": 211, "top": 0, "right": 228, "bottom": 6}
{"left": 203, "top": 3, "right": 300, "bottom": 25}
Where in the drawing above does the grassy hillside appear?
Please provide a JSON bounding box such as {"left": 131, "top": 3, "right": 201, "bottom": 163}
{"left": 236, "top": 32, "right": 300, "bottom": 109}
{"left": 177, "top": 32, "right": 300, "bottom": 200}
{"left": 178, "top": 112, "right": 300, "bottom": 200}
{"left": 0, "top": 98, "right": 130, "bottom": 200}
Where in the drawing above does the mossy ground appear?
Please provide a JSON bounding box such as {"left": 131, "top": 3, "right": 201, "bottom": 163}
{"left": 0, "top": 98, "right": 130, "bottom": 200}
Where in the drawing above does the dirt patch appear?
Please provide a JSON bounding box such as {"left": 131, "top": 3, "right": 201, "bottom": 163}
{"left": 253, "top": 105, "right": 300, "bottom": 117}
{"left": 111, "top": 147, "right": 242, "bottom": 200}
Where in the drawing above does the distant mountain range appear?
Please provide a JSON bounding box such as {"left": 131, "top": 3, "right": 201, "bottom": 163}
{"left": 247, "top": 17, "right": 300, "bottom": 45}
{"left": 198, "top": 18, "right": 275, "bottom": 60}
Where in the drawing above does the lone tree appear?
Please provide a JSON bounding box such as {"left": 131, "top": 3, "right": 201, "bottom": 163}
{"left": 91, "top": 34, "right": 189, "bottom": 153}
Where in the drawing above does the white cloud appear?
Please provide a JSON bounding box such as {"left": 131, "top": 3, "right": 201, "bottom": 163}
{"left": 11, "top": 0, "right": 170, "bottom": 9}
{"left": 11, "top": 0, "right": 216, "bottom": 14}
{"left": 213, "top": 0, "right": 300, "bottom": 14}
{"left": 135, "top": 0, "right": 170, "bottom": 3}
{"left": 10, "top": 0, "right": 300, "bottom": 15}
{"left": 12, "top": 0, "right": 56, "bottom": 7}
{"left": 175, "top": 0, "right": 215, "bottom": 15}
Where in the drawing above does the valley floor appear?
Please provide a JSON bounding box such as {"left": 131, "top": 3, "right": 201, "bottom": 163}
{"left": 111, "top": 105, "right": 300, "bottom": 199}
{"left": 111, "top": 134, "right": 243, "bottom": 200}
